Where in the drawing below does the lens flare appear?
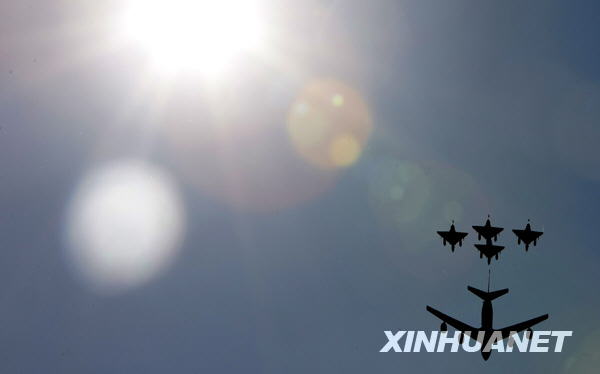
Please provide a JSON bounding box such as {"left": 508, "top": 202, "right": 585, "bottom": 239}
{"left": 369, "top": 160, "right": 432, "bottom": 227}
{"left": 443, "top": 200, "right": 464, "bottom": 222}
{"left": 563, "top": 328, "right": 600, "bottom": 373}
{"left": 65, "top": 160, "right": 185, "bottom": 293}
{"left": 367, "top": 158, "right": 489, "bottom": 282}
{"left": 368, "top": 159, "right": 489, "bottom": 245}
{"left": 162, "top": 85, "right": 338, "bottom": 212}
{"left": 288, "top": 79, "right": 372, "bottom": 169}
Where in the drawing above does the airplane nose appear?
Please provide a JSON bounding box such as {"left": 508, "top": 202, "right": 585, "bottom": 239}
{"left": 481, "top": 351, "right": 491, "bottom": 361}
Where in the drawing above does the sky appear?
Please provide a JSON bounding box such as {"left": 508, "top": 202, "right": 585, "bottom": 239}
{"left": 0, "top": 0, "right": 599, "bottom": 372}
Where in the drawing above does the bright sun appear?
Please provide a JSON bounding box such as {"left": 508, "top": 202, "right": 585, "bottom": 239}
{"left": 120, "top": 0, "right": 265, "bottom": 74}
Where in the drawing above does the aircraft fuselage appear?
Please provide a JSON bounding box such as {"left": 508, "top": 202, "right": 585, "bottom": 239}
{"left": 481, "top": 300, "right": 493, "bottom": 330}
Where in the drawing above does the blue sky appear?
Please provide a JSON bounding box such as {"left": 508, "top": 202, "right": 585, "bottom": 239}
{"left": 0, "top": 0, "right": 599, "bottom": 372}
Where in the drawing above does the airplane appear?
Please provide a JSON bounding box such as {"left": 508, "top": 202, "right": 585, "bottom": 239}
{"left": 437, "top": 221, "right": 468, "bottom": 252}
{"left": 472, "top": 215, "right": 504, "bottom": 242}
{"left": 512, "top": 220, "right": 543, "bottom": 251}
{"left": 474, "top": 240, "right": 505, "bottom": 265}
{"left": 426, "top": 284, "right": 548, "bottom": 360}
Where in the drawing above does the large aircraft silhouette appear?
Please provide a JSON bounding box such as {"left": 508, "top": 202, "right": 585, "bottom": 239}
{"left": 437, "top": 221, "right": 468, "bottom": 252}
{"left": 513, "top": 220, "right": 543, "bottom": 251}
{"left": 473, "top": 216, "right": 503, "bottom": 242}
{"left": 426, "top": 280, "right": 548, "bottom": 360}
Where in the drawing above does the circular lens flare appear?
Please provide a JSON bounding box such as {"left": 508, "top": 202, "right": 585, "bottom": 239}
{"left": 65, "top": 160, "right": 185, "bottom": 293}
{"left": 287, "top": 79, "right": 372, "bottom": 169}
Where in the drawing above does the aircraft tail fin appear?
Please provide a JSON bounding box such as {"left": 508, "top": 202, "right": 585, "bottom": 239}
{"left": 467, "top": 286, "right": 508, "bottom": 301}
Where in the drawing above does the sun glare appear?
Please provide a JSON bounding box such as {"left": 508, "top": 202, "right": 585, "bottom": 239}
{"left": 120, "top": 0, "right": 265, "bottom": 74}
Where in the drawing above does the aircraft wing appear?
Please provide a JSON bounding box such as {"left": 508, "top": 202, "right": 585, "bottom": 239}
{"left": 531, "top": 231, "right": 543, "bottom": 240}
{"left": 498, "top": 314, "right": 549, "bottom": 340}
{"left": 426, "top": 306, "right": 475, "bottom": 332}
{"left": 473, "top": 226, "right": 503, "bottom": 236}
{"left": 490, "top": 245, "right": 504, "bottom": 256}
{"left": 512, "top": 229, "right": 543, "bottom": 242}
{"left": 474, "top": 244, "right": 504, "bottom": 256}
{"left": 457, "top": 232, "right": 468, "bottom": 240}
{"left": 492, "top": 227, "right": 504, "bottom": 235}
{"left": 512, "top": 229, "right": 525, "bottom": 238}
{"left": 437, "top": 231, "right": 450, "bottom": 240}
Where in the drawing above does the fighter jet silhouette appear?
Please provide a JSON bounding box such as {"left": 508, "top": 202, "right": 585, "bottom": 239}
{"left": 437, "top": 221, "right": 468, "bottom": 252}
{"left": 426, "top": 281, "right": 548, "bottom": 360}
{"left": 472, "top": 215, "right": 504, "bottom": 242}
{"left": 474, "top": 239, "right": 505, "bottom": 265}
{"left": 512, "top": 220, "right": 543, "bottom": 251}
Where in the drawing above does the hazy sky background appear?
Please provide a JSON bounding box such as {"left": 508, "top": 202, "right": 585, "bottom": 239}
{"left": 0, "top": 0, "right": 599, "bottom": 372}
